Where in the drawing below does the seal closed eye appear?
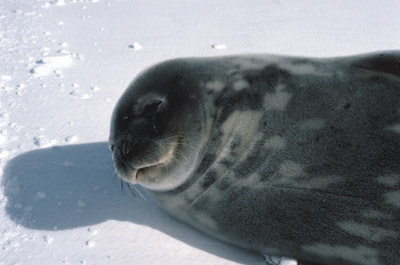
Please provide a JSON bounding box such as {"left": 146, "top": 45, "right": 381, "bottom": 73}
{"left": 109, "top": 52, "right": 400, "bottom": 265}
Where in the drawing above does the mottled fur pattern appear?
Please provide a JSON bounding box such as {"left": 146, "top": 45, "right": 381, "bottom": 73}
{"left": 110, "top": 52, "right": 400, "bottom": 265}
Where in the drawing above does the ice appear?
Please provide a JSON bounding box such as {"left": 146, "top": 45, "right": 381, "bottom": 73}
{"left": 31, "top": 66, "right": 53, "bottom": 77}
{"left": 40, "top": 55, "right": 73, "bottom": 68}
{"left": 85, "top": 240, "right": 95, "bottom": 247}
{"left": 55, "top": 0, "right": 65, "bottom": 6}
{"left": 35, "top": 192, "right": 47, "bottom": 199}
{"left": 65, "top": 134, "right": 78, "bottom": 143}
{"left": 63, "top": 161, "right": 74, "bottom": 166}
{"left": 33, "top": 136, "right": 57, "bottom": 148}
{"left": 128, "top": 42, "right": 143, "bottom": 50}
{"left": 211, "top": 44, "right": 227, "bottom": 50}
{"left": 1, "top": 75, "right": 11, "bottom": 82}
{"left": 31, "top": 55, "right": 73, "bottom": 77}
{"left": 87, "top": 228, "right": 98, "bottom": 235}
{"left": 43, "top": 235, "right": 54, "bottom": 244}
{"left": 0, "top": 134, "right": 6, "bottom": 146}
{"left": 0, "top": 149, "right": 9, "bottom": 158}
{"left": 69, "top": 89, "right": 92, "bottom": 99}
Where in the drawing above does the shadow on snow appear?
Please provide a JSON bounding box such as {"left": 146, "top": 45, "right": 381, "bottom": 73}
{"left": 1, "top": 142, "right": 261, "bottom": 264}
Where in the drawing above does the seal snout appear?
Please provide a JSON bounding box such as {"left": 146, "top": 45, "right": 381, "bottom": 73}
{"left": 113, "top": 137, "right": 153, "bottom": 166}
{"left": 111, "top": 133, "right": 180, "bottom": 184}
{"left": 121, "top": 138, "right": 150, "bottom": 159}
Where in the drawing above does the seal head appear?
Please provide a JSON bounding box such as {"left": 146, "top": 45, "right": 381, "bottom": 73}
{"left": 109, "top": 61, "right": 212, "bottom": 190}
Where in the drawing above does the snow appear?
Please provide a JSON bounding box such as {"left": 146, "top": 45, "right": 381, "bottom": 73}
{"left": 129, "top": 42, "right": 143, "bottom": 51}
{"left": 0, "top": 0, "right": 399, "bottom": 264}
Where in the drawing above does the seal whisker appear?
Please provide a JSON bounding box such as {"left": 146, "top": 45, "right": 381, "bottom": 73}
{"left": 178, "top": 135, "right": 197, "bottom": 146}
{"left": 120, "top": 179, "right": 140, "bottom": 199}
{"left": 120, "top": 179, "right": 126, "bottom": 193}
{"left": 126, "top": 182, "right": 138, "bottom": 198}
{"left": 107, "top": 165, "right": 117, "bottom": 177}
{"left": 160, "top": 135, "right": 180, "bottom": 142}
{"left": 170, "top": 155, "right": 184, "bottom": 169}
{"left": 106, "top": 162, "right": 121, "bottom": 186}
{"left": 177, "top": 141, "right": 197, "bottom": 152}
{"left": 173, "top": 149, "right": 190, "bottom": 164}
{"left": 128, "top": 183, "right": 147, "bottom": 200}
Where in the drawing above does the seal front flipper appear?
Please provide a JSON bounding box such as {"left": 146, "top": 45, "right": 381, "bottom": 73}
{"left": 350, "top": 51, "right": 400, "bottom": 77}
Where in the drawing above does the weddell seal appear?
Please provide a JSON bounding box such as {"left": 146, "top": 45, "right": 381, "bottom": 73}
{"left": 108, "top": 51, "right": 400, "bottom": 265}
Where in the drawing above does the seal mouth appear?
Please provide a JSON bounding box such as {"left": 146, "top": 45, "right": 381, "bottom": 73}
{"left": 135, "top": 163, "right": 160, "bottom": 181}
{"left": 119, "top": 136, "right": 180, "bottom": 184}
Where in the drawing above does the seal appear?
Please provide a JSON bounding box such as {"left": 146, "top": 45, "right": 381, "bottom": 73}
{"left": 109, "top": 51, "right": 400, "bottom": 265}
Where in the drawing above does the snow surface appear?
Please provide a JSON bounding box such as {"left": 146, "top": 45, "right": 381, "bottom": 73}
{"left": 0, "top": 0, "right": 399, "bottom": 264}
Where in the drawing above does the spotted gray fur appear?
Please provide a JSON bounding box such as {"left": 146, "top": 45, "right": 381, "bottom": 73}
{"left": 109, "top": 51, "right": 400, "bottom": 265}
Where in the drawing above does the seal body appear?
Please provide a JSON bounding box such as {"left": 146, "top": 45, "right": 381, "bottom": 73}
{"left": 109, "top": 52, "right": 400, "bottom": 265}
